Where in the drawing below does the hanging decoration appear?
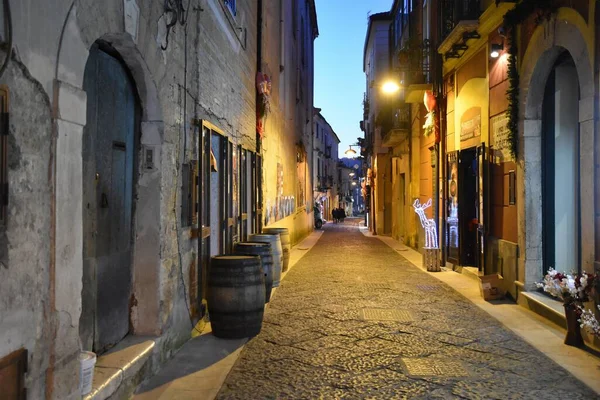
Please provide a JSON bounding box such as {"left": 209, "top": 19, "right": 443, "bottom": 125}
{"left": 422, "top": 90, "right": 440, "bottom": 143}
{"left": 256, "top": 72, "right": 272, "bottom": 138}
{"left": 501, "top": 0, "right": 558, "bottom": 159}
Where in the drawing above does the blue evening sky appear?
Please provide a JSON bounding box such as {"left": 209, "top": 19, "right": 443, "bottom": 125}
{"left": 314, "top": 0, "right": 392, "bottom": 156}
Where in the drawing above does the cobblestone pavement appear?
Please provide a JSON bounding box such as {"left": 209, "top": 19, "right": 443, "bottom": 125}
{"left": 217, "top": 224, "right": 597, "bottom": 399}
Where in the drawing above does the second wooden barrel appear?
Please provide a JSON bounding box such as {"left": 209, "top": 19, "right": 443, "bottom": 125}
{"left": 263, "top": 227, "right": 290, "bottom": 272}
{"left": 233, "top": 242, "right": 274, "bottom": 303}
{"left": 249, "top": 234, "right": 282, "bottom": 287}
{"left": 208, "top": 255, "right": 265, "bottom": 339}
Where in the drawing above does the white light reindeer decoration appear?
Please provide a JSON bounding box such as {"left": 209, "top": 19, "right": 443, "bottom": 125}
{"left": 413, "top": 198, "right": 438, "bottom": 249}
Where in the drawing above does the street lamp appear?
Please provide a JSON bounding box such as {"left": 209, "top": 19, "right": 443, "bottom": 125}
{"left": 344, "top": 144, "right": 360, "bottom": 156}
{"left": 490, "top": 43, "right": 503, "bottom": 59}
{"left": 381, "top": 80, "right": 401, "bottom": 94}
{"left": 349, "top": 172, "right": 355, "bottom": 177}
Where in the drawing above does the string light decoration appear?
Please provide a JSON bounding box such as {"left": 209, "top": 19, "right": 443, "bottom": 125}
{"left": 413, "top": 198, "right": 438, "bottom": 249}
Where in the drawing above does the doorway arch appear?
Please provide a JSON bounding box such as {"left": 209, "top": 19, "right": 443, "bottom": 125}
{"left": 518, "top": 13, "right": 595, "bottom": 289}
{"left": 54, "top": 22, "right": 166, "bottom": 344}
{"left": 80, "top": 42, "right": 140, "bottom": 352}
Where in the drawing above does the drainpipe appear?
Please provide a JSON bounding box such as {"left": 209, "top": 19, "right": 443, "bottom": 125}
{"left": 595, "top": 0, "right": 600, "bottom": 272}
{"left": 256, "top": 0, "right": 263, "bottom": 154}
{"left": 435, "top": 0, "right": 447, "bottom": 268}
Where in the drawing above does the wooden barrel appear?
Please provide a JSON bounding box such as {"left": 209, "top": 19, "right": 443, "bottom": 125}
{"left": 208, "top": 255, "right": 265, "bottom": 339}
{"left": 249, "top": 234, "right": 282, "bottom": 287}
{"left": 233, "top": 242, "right": 274, "bottom": 303}
{"left": 263, "top": 228, "right": 291, "bottom": 272}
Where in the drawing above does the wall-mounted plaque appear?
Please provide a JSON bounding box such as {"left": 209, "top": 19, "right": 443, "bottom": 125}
{"left": 460, "top": 106, "right": 481, "bottom": 141}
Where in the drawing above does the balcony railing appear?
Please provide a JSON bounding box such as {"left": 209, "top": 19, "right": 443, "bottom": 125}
{"left": 393, "top": 105, "right": 410, "bottom": 131}
{"left": 397, "top": 39, "right": 431, "bottom": 85}
{"left": 441, "top": 0, "right": 482, "bottom": 41}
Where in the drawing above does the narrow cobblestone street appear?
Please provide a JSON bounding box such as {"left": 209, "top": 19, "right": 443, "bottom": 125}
{"left": 217, "top": 222, "right": 598, "bottom": 399}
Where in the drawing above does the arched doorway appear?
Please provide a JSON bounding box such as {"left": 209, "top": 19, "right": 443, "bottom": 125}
{"left": 518, "top": 14, "right": 596, "bottom": 289}
{"left": 80, "top": 42, "right": 140, "bottom": 353}
{"left": 541, "top": 52, "right": 580, "bottom": 274}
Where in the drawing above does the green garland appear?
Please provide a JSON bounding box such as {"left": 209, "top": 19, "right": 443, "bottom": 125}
{"left": 506, "top": 30, "right": 519, "bottom": 159}
{"left": 501, "top": 0, "right": 558, "bottom": 160}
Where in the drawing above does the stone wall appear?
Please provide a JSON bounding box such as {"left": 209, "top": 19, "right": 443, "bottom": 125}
{"left": 260, "top": 0, "right": 316, "bottom": 244}
{"left": 0, "top": 0, "right": 261, "bottom": 397}
{"left": 0, "top": 54, "right": 53, "bottom": 400}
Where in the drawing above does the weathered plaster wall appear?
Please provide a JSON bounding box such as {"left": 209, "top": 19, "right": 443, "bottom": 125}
{"left": 261, "top": 0, "right": 315, "bottom": 244}
{"left": 1, "top": 0, "right": 260, "bottom": 397}
{"left": 0, "top": 55, "right": 53, "bottom": 400}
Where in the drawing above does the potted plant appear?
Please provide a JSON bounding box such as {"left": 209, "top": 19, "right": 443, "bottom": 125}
{"left": 536, "top": 268, "right": 597, "bottom": 346}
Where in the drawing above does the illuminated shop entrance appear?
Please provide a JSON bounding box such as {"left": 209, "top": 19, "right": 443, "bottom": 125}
{"left": 446, "top": 145, "right": 487, "bottom": 270}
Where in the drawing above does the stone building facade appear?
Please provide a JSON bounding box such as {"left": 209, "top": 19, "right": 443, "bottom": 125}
{"left": 260, "top": 0, "right": 318, "bottom": 244}
{"left": 0, "top": 0, "right": 317, "bottom": 398}
{"left": 362, "top": 11, "right": 392, "bottom": 235}
{"left": 364, "top": 0, "right": 600, "bottom": 345}
{"left": 313, "top": 110, "right": 340, "bottom": 221}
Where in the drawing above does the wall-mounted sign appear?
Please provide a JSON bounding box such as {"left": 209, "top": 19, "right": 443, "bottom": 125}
{"left": 491, "top": 113, "right": 511, "bottom": 161}
{"left": 460, "top": 107, "right": 481, "bottom": 141}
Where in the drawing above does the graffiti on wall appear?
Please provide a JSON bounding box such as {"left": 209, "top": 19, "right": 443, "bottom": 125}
{"left": 263, "top": 163, "right": 296, "bottom": 226}
{"left": 264, "top": 196, "right": 296, "bottom": 226}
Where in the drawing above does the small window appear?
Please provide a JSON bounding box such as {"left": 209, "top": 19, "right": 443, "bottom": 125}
{"left": 224, "top": 0, "right": 236, "bottom": 16}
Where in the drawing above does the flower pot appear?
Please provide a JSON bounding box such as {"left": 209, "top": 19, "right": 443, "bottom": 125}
{"left": 564, "top": 303, "right": 584, "bottom": 347}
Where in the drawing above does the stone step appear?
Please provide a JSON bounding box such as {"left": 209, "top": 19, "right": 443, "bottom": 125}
{"left": 84, "top": 336, "right": 156, "bottom": 400}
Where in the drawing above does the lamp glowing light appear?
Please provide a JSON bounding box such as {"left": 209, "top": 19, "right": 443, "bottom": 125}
{"left": 349, "top": 172, "right": 356, "bottom": 177}
{"left": 344, "top": 144, "right": 360, "bottom": 156}
{"left": 490, "top": 43, "right": 503, "bottom": 59}
{"left": 381, "top": 80, "right": 400, "bottom": 94}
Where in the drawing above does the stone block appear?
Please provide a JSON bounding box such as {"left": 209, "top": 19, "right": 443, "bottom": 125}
{"left": 57, "top": 7, "right": 89, "bottom": 89}
{"left": 579, "top": 96, "right": 594, "bottom": 122}
{"left": 523, "top": 119, "right": 541, "bottom": 137}
{"left": 57, "top": 81, "right": 87, "bottom": 126}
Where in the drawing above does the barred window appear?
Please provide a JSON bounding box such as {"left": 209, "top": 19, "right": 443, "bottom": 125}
{"left": 224, "top": 0, "right": 236, "bottom": 16}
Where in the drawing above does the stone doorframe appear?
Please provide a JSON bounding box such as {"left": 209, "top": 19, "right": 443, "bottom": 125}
{"left": 517, "top": 12, "right": 595, "bottom": 290}
{"left": 52, "top": 5, "right": 165, "bottom": 382}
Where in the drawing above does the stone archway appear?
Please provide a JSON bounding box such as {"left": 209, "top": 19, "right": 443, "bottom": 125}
{"left": 518, "top": 13, "right": 595, "bottom": 290}
{"left": 53, "top": 5, "right": 165, "bottom": 351}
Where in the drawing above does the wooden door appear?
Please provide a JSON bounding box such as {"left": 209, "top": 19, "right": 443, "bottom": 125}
{"left": 446, "top": 151, "right": 459, "bottom": 264}
{"left": 476, "top": 143, "right": 488, "bottom": 272}
{"left": 82, "top": 44, "right": 137, "bottom": 353}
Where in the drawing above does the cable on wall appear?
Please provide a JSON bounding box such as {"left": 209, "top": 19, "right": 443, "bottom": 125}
{"left": 0, "top": 0, "right": 13, "bottom": 79}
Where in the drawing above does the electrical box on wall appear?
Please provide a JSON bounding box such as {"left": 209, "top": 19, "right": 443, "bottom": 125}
{"left": 143, "top": 146, "right": 155, "bottom": 170}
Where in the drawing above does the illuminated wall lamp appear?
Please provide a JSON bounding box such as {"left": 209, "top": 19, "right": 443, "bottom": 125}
{"left": 490, "top": 43, "right": 503, "bottom": 59}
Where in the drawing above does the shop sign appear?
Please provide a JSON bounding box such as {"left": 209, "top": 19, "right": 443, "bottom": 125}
{"left": 491, "top": 113, "right": 511, "bottom": 161}
{"left": 460, "top": 107, "right": 481, "bottom": 141}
